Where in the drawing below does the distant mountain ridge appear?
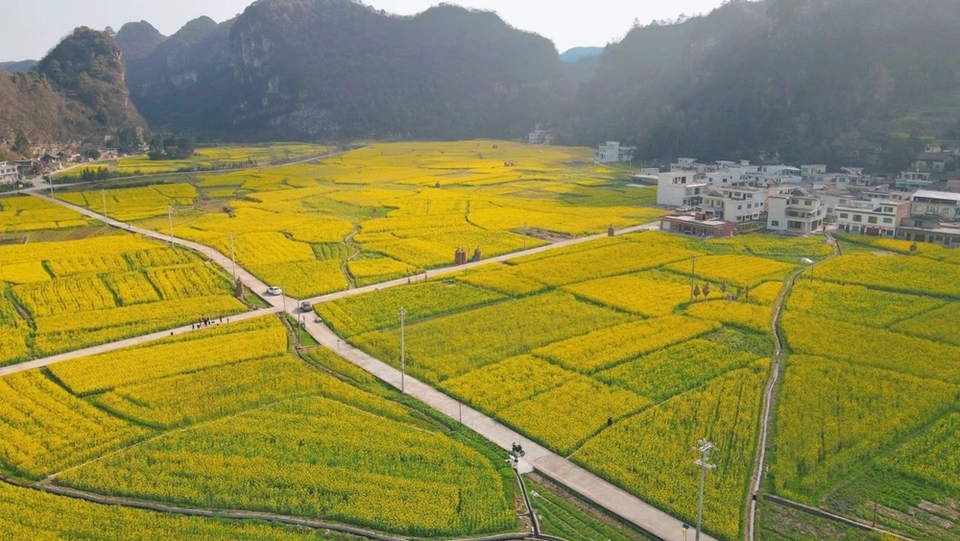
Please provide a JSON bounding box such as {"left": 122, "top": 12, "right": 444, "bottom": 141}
{"left": 559, "top": 47, "right": 603, "bottom": 64}
{"left": 4, "top": 0, "right": 959, "bottom": 170}
{"left": 122, "top": 0, "right": 565, "bottom": 141}
{"left": 0, "top": 60, "right": 37, "bottom": 74}
{"left": 571, "top": 0, "right": 960, "bottom": 169}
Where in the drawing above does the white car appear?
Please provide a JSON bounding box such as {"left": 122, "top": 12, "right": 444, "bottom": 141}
{"left": 266, "top": 286, "right": 282, "bottom": 296}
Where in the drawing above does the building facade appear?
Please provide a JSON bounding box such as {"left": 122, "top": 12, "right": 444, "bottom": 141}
{"left": 910, "top": 190, "right": 960, "bottom": 222}
{"left": 0, "top": 161, "right": 19, "bottom": 184}
{"left": 596, "top": 142, "right": 620, "bottom": 163}
{"left": 702, "top": 186, "right": 765, "bottom": 223}
{"left": 660, "top": 215, "right": 737, "bottom": 238}
{"left": 767, "top": 189, "right": 825, "bottom": 233}
{"left": 835, "top": 200, "right": 909, "bottom": 237}
{"left": 657, "top": 171, "right": 708, "bottom": 208}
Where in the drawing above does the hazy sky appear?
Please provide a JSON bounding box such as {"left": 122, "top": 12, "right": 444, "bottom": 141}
{"left": 2, "top": 0, "right": 726, "bottom": 61}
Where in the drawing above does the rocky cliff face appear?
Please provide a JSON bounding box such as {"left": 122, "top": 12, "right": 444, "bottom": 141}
{"left": 0, "top": 27, "right": 145, "bottom": 156}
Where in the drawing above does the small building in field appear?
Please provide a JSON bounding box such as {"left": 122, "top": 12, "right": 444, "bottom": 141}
{"left": 596, "top": 142, "right": 621, "bottom": 163}
{"left": 660, "top": 214, "right": 736, "bottom": 238}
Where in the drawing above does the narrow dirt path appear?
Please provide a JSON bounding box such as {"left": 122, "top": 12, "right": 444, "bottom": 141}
{"left": 745, "top": 234, "right": 841, "bottom": 541}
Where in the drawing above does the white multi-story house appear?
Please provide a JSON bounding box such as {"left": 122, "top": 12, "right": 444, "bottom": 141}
{"left": 767, "top": 188, "right": 825, "bottom": 233}
{"left": 527, "top": 130, "right": 553, "bottom": 145}
{"left": 895, "top": 171, "right": 934, "bottom": 190}
{"left": 744, "top": 165, "right": 802, "bottom": 186}
{"left": 909, "top": 190, "right": 960, "bottom": 222}
{"left": 0, "top": 161, "right": 19, "bottom": 184}
{"left": 657, "top": 171, "right": 708, "bottom": 208}
{"left": 596, "top": 142, "right": 620, "bottom": 163}
{"left": 702, "top": 186, "right": 766, "bottom": 223}
{"left": 835, "top": 200, "right": 909, "bottom": 237}
{"left": 801, "top": 164, "right": 828, "bottom": 182}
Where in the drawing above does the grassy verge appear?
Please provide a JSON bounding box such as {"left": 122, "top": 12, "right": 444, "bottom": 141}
{"left": 526, "top": 474, "right": 653, "bottom": 541}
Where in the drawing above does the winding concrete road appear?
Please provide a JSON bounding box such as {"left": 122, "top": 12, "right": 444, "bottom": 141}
{"left": 17, "top": 189, "right": 714, "bottom": 541}
{"left": 0, "top": 307, "right": 280, "bottom": 378}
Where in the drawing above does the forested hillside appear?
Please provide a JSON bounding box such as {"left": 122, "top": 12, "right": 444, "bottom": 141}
{"left": 0, "top": 27, "right": 144, "bottom": 157}
{"left": 124, "top": 0, "right": 565, "bottom": 140}
{"left": 570, "top": 0, "right": 960, "bottom": 168}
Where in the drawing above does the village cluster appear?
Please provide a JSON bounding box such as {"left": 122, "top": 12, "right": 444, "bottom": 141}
{"left": 592, "top": 142, "right": 960, "bottom": 244}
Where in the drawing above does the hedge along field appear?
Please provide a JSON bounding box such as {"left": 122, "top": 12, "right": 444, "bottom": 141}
{"left": 62, "top": 141, "right": 666, "bottom": 296}
{"left": 0, "top": 232, "right": 246, "bottom": 364}
{"left": 0, "top": 316, "right": 518, "bottom": 538}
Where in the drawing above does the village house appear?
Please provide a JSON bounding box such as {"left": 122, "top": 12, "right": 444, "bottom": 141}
{"left": 659, "top": 214, "right": 736, "bottom": 238}
{"left": 0, "top": 161, "right": 19, "bottom": 184}
{"left": 895, "top": 171, "right": 934, "bottom": 190}
{"left": 913, "top": 144, "right": 954, "bottom": 173}
{"left": 766, "top": 188, "right": 825, "bottom": 233}
{"left": 595, "top": 142, "right": 635, "bottom": 164}
{"left": 656, "top": 171, "right": 708, "bottom": 208}
{"left": 835, "top": 200, "right": 909, "bottom": 237}
{"left": 701, "top": 186, "right": 766, "bottom": 223}
{"left": 895, "top": 190, "right": 960, "bottom": 246}
{"left": 527, "top": 129, "right": 553, "bottom": 145}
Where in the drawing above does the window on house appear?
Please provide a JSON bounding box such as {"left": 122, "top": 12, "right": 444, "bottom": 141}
{"left": 788, "top": 221, "right": 803, "bottom": 229}
{"left": 804, "top": 200, "right": 813, "bottom": 206}
{"left": 771, "top": 220, "right": 779, "bottom": 227}
{"left": 882, "top": 217, "right": 893, "bottom": 224}
{"left": 868, "top": 216, "right": 878, "bottom": 224}
{"left": 853, "top": 215, "right": 863, "bottom": 222}
{"left": 839, "top": 213, "right": 849, "bottom": 219}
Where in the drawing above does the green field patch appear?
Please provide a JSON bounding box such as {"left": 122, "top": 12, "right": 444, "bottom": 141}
{"left": 598, "top": 339, "right": 760, "bottom": 402}
{"left": 351, "top": 291, "right": 629, "bottom": 383}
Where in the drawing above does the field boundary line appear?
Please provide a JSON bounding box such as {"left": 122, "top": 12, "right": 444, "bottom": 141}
{"left": 29, "top": 480, "right": 531, "bottom": 541}
{"left": 763, "top": 494, "right": 914, "bottom": 541}
{"left": 745, "top": 233, "right": 839, "bottom": 541}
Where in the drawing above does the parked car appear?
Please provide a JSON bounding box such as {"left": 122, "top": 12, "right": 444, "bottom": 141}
{"left": 266, "top": 286, "right": 282, "bottom": 296}
{"left": 300, "top": 300, "right": 313, "bottom": 312}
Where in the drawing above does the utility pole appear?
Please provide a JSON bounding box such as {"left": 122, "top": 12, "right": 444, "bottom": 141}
{"left": 167, "top": 206, "right": 175, "bottom": 247}
{"left": 690, "top": 256, "right": 697, "bottom": 302}
{"left": 693, "top": 439, "right": 716, "bottom": 541}
{"left": 101, "top": 188, "right": 108, "bottom": 218}
{"left": 523, "top": 221, "right": 527, "bottom": 250}
{"left": 398, "top": 307, "right": 407, "bottom": 393}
